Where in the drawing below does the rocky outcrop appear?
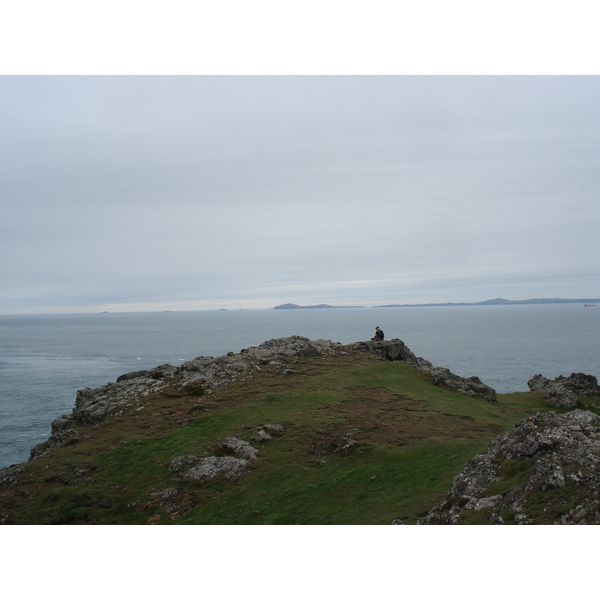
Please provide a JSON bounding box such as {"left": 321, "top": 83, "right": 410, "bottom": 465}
{"left": 168, "top": 435, "right": 265, "bottom": 483}
{"left": 428, "top": 368, "right": 497, "bottom": 403}
{"left": 243, "top": 336, "right": 342, "bottom": 360}
{"left": 29, "top": 355, "right": 255, "bottom": 460}
{"left": 252, "top": 423, "right": 285, "bottom": 443}
{"left": 528, "top": 373, "right": 600, "bottom": 409}
{"left": 62, "top": 368, "right": 181, "bottom": 428}
{"left": 252, "top": 430, "right": 272, "bottom": 442}
{"left": 27, "top": 335, "right": 497, "bottom": 461}
{"left": 419, "top": 409, "right": 600, "bottom": 524}
{"left": 61, "top": 338, "right": 339, "bottom": 435}
{"left": 116, "top": 363, "right": 178, "bottom": 383}
{"left": 169, "top": 455, "right": 250, "bottom": 482}
{"left": 352, "top": 338, "right": 428, "bottom": 367}
{"left": 178, "top": 354, "right": 251, "bottom": 388}
{"left": 219, "top": 437, "right": 260, "bottom": 460}
{"left": 262, "top": 423, "right": 285, "bottom": 433}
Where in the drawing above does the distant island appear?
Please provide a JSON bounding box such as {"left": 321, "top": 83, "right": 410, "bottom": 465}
{"left": 273, "top": 303, "right": 365, "bottom": 310}
{"left": 374, "top": 297, "right": 600, "bottom": 308}
{"left": 273, "top": 298, "right": 599, "bottom": 310}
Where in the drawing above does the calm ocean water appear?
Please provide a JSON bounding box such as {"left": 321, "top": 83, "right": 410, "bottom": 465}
{"left": 1, "top": 305, "right": 599, "bottom": 468}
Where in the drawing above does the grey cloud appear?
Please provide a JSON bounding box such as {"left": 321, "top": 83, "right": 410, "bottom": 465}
{"left": 1, "top": 76, "right": 599, "bottom": 313}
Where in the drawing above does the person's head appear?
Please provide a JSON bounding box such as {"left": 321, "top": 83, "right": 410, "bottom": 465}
{"left": 376, "top": 326, "right": 380, "bottom": 330}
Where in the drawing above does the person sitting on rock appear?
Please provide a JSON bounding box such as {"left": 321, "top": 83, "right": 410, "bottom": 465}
{"left": 372, "top": 326, "right": 384, "bottom": 341}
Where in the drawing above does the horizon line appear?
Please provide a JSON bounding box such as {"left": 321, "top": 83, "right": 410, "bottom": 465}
{"left": 2, "top": 296, "right": 599, "bottom": 316}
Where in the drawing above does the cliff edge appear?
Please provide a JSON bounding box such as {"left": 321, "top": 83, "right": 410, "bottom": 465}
{"left": 1, "top": 337, "right": 598, "bottom": 525}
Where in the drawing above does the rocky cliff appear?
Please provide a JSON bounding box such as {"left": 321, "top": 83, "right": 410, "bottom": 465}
{"left": 1, "top": 336, "right": 598, "bottom": 525}
{"left": 28, "top": 336, "right": 497, "bottom": 463}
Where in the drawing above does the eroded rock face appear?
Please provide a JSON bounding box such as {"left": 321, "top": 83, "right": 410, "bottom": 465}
{"left": 527, "top": 373, "right": 600, "bottom": 409}
{"left": 419, "top": 409, "right": 600, "bottom": 524}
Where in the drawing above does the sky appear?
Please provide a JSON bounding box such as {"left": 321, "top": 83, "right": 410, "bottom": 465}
{"left": 1, "top": 74, "right": 599, "bottom": 314}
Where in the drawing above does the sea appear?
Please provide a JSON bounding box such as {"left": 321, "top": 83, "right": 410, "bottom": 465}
{"left": 1, "top": 304, "right": 599, "bottom": 469}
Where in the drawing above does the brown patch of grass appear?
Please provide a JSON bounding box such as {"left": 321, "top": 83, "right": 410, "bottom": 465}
{"left": 304, "top": 385, "right": 503, "bottom": 454}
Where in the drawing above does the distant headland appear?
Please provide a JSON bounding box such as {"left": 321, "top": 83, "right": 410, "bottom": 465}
{"left": 273, "top": 298, "right": 599, "bottom": 310}
{"left": 373, "top": 297, "right": 600, "bottom": 308}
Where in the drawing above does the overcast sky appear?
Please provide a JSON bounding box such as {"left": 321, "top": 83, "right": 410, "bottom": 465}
{"left": 1, "top": 75, "right": 599, "bottom": 313}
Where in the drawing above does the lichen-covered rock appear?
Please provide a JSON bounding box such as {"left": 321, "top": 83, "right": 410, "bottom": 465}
{"left": 171, "top": 456, "right": 250, "bottom": 482}
{"left": 252, "top": 430, "right": 272, "bottom": 442}
{"left": 0, "top": 465, "right": 25, "bottom": 486}
{"left": 244, "top": 336, "right": 323, "bottom": 359}
{"left": 168, "top": 435, "right": 262, "bottom": 484}
{"left": 528, "top": 372, "right": 600, "bottom": 409}
{"left": 151, "top": 487, "right": 190, "bottom": 518}
{"left": 263, "top": 423, "right": 285, "bottom": 434}
{"left": 219, "top": 437, "right": 260, "bottom": 460}
{"left": 309, "top": 339, "right": 345, "bottom": 355}
{"left": 72, "top": 374, "right": 170, "bottom": 426}
{"left": 352, "top": 339, "right": 427, "bottom": 366}
{"left": 178, "top": 354, "right": 250, "bottom": 387}
{"left": 168, "top": 455, "right": 199, "bottom": 472}
{"left": 419, "top": 409, "right": 600, "bottom": 524}
{"left": 252, "top": 423, "right": 286, "bottom": 442}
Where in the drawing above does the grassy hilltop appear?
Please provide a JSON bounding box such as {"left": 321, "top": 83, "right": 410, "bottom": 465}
{"left": 0, "top": 339, "right": 584, "bottom": 525}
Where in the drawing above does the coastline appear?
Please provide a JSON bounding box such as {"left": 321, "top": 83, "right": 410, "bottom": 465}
{"left": 1, "top": 336, "right": 599, "bottom": 525}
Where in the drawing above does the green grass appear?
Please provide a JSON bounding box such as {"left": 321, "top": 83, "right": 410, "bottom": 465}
{"left": 0, "top": 350, "right": 561, "bottom": 525}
